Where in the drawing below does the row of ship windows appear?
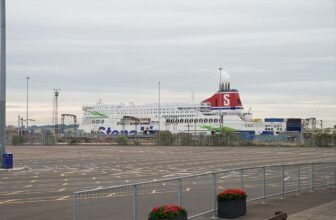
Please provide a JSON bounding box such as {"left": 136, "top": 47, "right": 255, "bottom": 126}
{"left": 86, "top": 111, "right": 193, "bottom": 115}
{"left": 265, "top": 127, "right": 283, "bottom": 131}
{"left": 91, "top": 119, "right": 284, "bottom": 130}
{"left": 265, "top": 124, "right": 282, "bottom": 128}
{"left": 166, "top": 118, "right": 223, "bottom": 124}
{"left": 92, "top": 120, "right": 104, "bottom": 124}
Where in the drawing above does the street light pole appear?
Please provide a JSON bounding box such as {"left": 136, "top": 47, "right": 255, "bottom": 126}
{"left": 218, "top": 67, "right": 223, "bottom": 131}
{"left": 26, "top": 76, "right": 30, "bottom": 129}
{"left": 158, "top": 81, "right": 161, "bottom": 146}
{"left": 0, "top": 0, "right": 6, "bottom": 165}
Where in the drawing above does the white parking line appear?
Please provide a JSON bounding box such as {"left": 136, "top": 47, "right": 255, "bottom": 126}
{"left": 0, "top": 199, "right": 18, "bottom": 205}
{"left": 56, "top": 196, "right": 70, "bottom": 201}
{"left": 107, "top": 193, "right": 115, "bottom": 197}
{"left": 7, "top": 191, "right": 24, "bottom": 195}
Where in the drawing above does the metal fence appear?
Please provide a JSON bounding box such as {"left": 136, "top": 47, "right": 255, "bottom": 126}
{"left": 73, "top": 162, "right": 336, "bottom": 220}
{"left": 7, "top": 131, "right": 336, "bottom": 147}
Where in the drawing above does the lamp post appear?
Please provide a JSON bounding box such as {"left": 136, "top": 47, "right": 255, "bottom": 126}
{"left": 158, "top": 81, "right": 161, "bottom": 146}
{"left": 0, "top": 0, "right": 6, "bottom": 165}
{"left": 26, "top": 76, "right": 30, "bottom": 130}
{"left": 218, "top": 67, "right": 223, "bottom": 131}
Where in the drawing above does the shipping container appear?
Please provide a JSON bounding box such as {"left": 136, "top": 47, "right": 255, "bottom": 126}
{"left": 265, "top": 118, "right": 285, "bottom": 122}
{"left": 286, "top": 118, "right": 302, "bottom": 132}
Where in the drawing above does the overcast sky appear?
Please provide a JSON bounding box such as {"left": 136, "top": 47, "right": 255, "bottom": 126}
{"left": 5, "top": 0, "right": 336, "bottom": 127}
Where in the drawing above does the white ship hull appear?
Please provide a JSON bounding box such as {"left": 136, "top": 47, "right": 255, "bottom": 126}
{"left": 80, "top": 81, "right": 286, "bottom": 135}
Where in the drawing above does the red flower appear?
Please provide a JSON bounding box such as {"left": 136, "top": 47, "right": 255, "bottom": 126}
{"left": 148, "top": 204, "right": 187, "bottom": 219}
{"left": 217, "top": 188, "right": 247, "bottom": 201}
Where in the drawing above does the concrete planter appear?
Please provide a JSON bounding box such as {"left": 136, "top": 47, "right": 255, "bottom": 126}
{"left": 217, "top": 198, "right": 246, "bottom": 218}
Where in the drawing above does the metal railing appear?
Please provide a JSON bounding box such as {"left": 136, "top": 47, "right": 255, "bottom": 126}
{"left": 73, "top": 162, "right": 336, "bottom": 220}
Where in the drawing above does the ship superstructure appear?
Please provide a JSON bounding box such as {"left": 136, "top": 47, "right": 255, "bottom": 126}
{"left": 80, "top": 80, "right": 286, "bottom": 135}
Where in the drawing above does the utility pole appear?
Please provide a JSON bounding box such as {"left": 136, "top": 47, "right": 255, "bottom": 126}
{"left": 26, "top": 76, "right": 30, "bottom": 129}
{"left": 158, "top": 81, "right": 161, "bottom": 146}
{"left": 218, "top": 67, "right": 223, "bottom": 132}
{"left": 0, "top": 0, "right": 6, "bottom": 165}
{"left": 17, "top": 115, "right": 20, "bottom": 135}
{"left": 53, "top": 89, "right": 60, "bottom": 142}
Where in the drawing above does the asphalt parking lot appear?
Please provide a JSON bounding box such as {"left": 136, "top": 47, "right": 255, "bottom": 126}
{"left": 0, "top": 145, "right": 335, "bottom": 220}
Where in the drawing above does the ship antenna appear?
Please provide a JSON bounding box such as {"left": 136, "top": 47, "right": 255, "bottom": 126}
{"left": 218, "top": 67, "right": 223, "bottom": 91}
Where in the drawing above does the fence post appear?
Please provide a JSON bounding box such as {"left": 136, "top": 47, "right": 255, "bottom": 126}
{"left": 282, "top": 165, "right": 285, "bottom": 199}
{"left": 298, "top": 164, "right": 301, "bottom": 195}
{"left": 133, "top": 185, "right": 138, "bottom": 220}
{"left": 240, "top": 169, "right": 244, "bottom": 190}
{"left": 178, "top": 178, "right": 182, "bottom": 206}
{"left": 263, "top": 167, "right": 266, "bottom": 204}
{"left": 334, "top": 162, "right": 336, "bottom": 190}
{"left": 212, "top": 173, "right": 217, "bottom": 218}
{"left": 323, "top": 163, "right": 327, "bottom": 190}
{"left": 72, "top": 193, "right": 77, "bottom": 220}
{"left": 311, "top": 163, "right": 314, "bottom": 192}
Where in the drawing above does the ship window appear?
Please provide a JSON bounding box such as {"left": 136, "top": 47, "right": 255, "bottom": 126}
{"left": 204, "top": 119, "right": 208, "bottom": 123}
{"left": 194, "top": 119, "right": 198, "bottom": 123}
{"left": 199, "top": 119, "right": 203, "bottom": 123}
{"left": 209, "top": 119, "right": 213, "bottom": 123}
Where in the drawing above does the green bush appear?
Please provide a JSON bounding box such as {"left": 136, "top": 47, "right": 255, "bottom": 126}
{"left": 116, "top": 136, "right": 128, "bottom": 145}
{"left": 68, "top": 138, "right": 77, "bottom": 145}
{"left": 12, "top": 135, "right": 24, "bottom": 145}
{"left": 158, "top": 131, "right": 173, "bottom": 146}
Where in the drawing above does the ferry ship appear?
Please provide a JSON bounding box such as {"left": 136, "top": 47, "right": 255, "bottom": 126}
{"left": 80, "top": 79, "right": 286, "bottom": 135}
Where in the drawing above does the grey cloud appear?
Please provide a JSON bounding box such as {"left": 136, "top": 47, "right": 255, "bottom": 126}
{"left": 5, "top": 0, "right": 336, "bottom": 125}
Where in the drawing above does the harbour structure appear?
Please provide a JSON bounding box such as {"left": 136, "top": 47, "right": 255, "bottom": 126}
{"left": 80, "top": 79, "right": 288, "bottom": 135}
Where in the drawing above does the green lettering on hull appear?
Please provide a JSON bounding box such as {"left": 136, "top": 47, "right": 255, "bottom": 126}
{"left": 200, "top": 125, "right": 236, "bottom": 132}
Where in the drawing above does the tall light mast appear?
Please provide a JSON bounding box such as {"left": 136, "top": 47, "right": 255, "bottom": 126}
{"left": 26, "top": 76, "right": 30, "bottom": 129}
{"left": 0, "top": 0, "right": 6, "bottom": 165}
{"left": 218, "top": 67, "right": 223, "bottom": 131}
{"left": 158, "top": 81, "right": 161, "bottom": 146}
{"left": 53, "top": 89, "right": 60, "bottom": 140}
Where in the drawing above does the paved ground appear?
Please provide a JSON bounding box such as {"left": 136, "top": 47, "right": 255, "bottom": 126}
{"left": 288, "top": 199, "right": 336, "bottom": 220}
{"left": 0, "top": 145, "right": 335, "bottom": 220}
{"left": 195, "top": 189, "right": 336, "bottom": 220}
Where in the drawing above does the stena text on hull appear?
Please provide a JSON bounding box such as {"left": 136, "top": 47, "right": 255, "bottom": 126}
{"left": 80, "top": 79, "right": 286, "bottom": 135}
